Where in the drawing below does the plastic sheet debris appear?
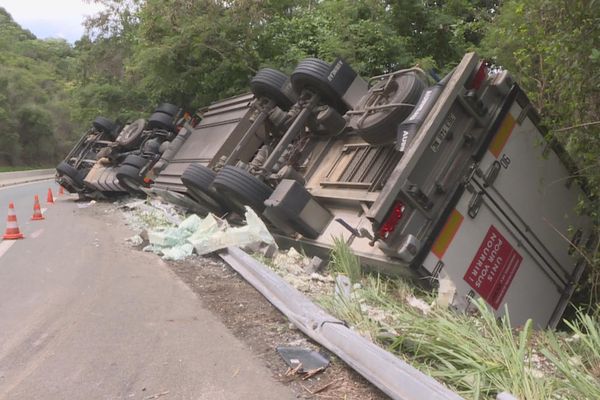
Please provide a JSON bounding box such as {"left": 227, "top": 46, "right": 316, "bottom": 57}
{"left": 161, "top": 243, "right": 195, "bottom": 261}
{"left": 188, "top": 207, "right": 275, "bottom": 256}
{"left": 77, "top": 200, "right": 96, "bottom": 209}
{"left": 139, "top": 206, "right": 275, "bottom": 261}
{"left": 406, "top": 295, "right": 432, "bottom": 315}
{"left": 276, "top": 346, "right": 330, "bottom": 373}
{"left": 436, "top": 273, "right": 457, "bottom": 308}
{"left": 126, "top": 235, "right": 144, "bottom": 246}
{"left": 334, "top": 275, "right": 352, "bottom": 301}
{"left": 144, "top": 214, "right": 204, "bottom": 260}
{"left": 148, "top": 214, "right": 202, "bottom": 247}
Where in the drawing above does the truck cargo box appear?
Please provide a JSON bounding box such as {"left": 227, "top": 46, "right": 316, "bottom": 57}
{"left": 268, "top": 53, "right": 594, "bottom": 327}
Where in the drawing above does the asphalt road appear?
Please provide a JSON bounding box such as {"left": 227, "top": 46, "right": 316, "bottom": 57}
{"left": 0, "top": 181, "right": 296, "bottom": 399}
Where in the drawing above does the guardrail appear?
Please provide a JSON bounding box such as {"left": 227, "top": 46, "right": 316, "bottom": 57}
{"left": 219, "top": 246, "right": 519, "bottom": 400}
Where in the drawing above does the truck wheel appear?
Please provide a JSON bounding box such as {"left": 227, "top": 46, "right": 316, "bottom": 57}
{"left": 56, "top": 161, "right": 85, "bottom": 189}
{"left": 148, "top": 112, "right": 175, "bottom": 131}
{"left": 116, "top": 164, "right": 147, "bottom": 196}
{"left": 181, "top": 164, "right": 226, "bottom": 212}
{"left": 212, "top": 166, "right": 273, "bottom": 214}
{"left": 154, "top": 103, "right": 179, "bottom": 117}
{"left": 56, "top": 161, "right": 89, "bottom": 193}
{"left": 291, "top": 58, "right": 347, "bottom": 114}
{"left": 349, "top": 72, "right": 426, "bottom": 145}
{"left": 250, "top": 68, "right": 297, "bottom": 111}
{"left": 93, "top": 116, "right": 117, "bottom": 138}
{"left": 116, "top": 119, "right": 146, "bottom": 149}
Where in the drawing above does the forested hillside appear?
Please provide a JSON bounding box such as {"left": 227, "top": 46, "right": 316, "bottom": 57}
{"left": 1, "top": 0, "right": 598, "bottom": 203}
{"left": 0, "top": 8, "right": 77, "bottom": 165}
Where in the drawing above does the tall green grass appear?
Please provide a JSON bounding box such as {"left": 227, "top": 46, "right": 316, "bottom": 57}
{"left": 322, "top": 240, "right": 600, "bottom": 400}
{"left": 329, "top": 237, "right": 362, "bottom": 283}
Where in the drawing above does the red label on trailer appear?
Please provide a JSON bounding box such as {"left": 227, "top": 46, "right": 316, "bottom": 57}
{"left": 464, "top": 226, "right": 522, "bottom": 309}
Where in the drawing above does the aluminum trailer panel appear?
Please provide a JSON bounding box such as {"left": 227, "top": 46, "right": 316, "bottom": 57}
{"left": 421, "top": 90, "right": 593, "bottom": 328}
{"left": 271, "top": 53, "right": 593, "bottom": 327}
{"left": 152, "top": 93, "right": 261, "bottom": 194}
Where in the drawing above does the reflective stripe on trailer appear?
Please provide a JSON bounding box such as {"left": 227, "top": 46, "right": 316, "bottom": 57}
{"left": 488, "top": 113, "right": 516, "bottom": 158}
{"left": 431, "top": 209, "right": 464, "bottom": 259}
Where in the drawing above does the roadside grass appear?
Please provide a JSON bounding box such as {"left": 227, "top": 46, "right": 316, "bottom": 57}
{"left": 321, "top": 240, "right": 600, "bottom": 400}
{"left": 330, "top": 237, "right": 362, "bottom": 283}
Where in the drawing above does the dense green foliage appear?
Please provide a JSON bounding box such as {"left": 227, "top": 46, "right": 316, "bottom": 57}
{"left": 482, "top": 0, "right": 600, "bottom": 216}
{"left": 0, "top": 8, "right": 77, "bottom": 165}
{"left": 0, "top": 0, "right": 598, "bottom": 221}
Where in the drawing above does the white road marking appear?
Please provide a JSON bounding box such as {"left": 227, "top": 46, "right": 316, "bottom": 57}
{"left": 41, "top": 208, "right": 48, "bottom": 214}
{"left": 31, "top": 229, "right": 44, "bottom": 239}
{"left": 0, "top": 240, "right": 16, "bottom": 259}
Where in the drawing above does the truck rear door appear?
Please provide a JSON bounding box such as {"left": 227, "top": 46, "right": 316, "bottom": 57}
{"left": 421, "top": 88, "right": 594, "bottom": 328}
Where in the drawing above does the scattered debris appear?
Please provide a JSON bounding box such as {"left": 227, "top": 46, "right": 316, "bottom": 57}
{"left": 77, "top": 200, "right": 96, "bottom": 209}
{"left": 123, "top": 203, "right": 276, "bottom": 261}
{"left": 143, "top": 214, "right": 205, "bottom": 260}
{"left": 126, "top": 235, "right": 144, "bottom": 246}
{"left": 277, "top": 346, "right": 330, "bottom": 378}
{"left": 334, "top": 275, "right": 352, "bottom": 301}
{"left": 406, "top": 295, "right": 432, "bottom": 315}
{"left": 302, "top": 377, "right": 345, "bottom": 395}
{"left": 188, "top": 207, "right": 275, "bottom": 256}
{"left": 436, "top": 273, "right": 457, "bottom": 308}
{"left": 307, "top": 256, "right": 326, "bottom": 273}
{"left": 144, "top": 390, "right": 170, "bottom": 400}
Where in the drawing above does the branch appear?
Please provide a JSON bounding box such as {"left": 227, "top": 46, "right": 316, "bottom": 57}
{"left": 554, "top": 121, "right": 600, "bottom": 133}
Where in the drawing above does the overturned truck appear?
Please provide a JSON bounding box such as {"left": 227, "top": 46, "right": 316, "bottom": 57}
{"left": 115, "top": 53, "right": 598, "bottom": 328}
{"left": 57, "top": 103, "right": 186, "bottom": 198}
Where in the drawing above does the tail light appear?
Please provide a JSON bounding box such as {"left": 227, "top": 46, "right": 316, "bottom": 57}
{"left": 378, "top": 201, "right": 405, "bottom": 239}
{"left": 467, "top": 62, "right": 489, "bottom": 90}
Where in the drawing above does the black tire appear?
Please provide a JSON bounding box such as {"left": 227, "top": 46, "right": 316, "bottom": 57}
{"left": 154, "top": 103, "right": 179, "bottom": 117}
{"left": 92, "top": 116, "right": 117, "bottom": 138}
{"left": 212, "top": 166, "right": 273, "bottom": 214}
{"left": 116, "top": 118, "right": 146, "bottom": 148}
{"left": 140, "top": 138, "right": 161, "bottom": 156}
{"left": 56, "top": 161, "right": 85, "bottom": 190}
{"left": 291, "top": 58, "right": 347, "bottom": 114}
{"left": 148, "top": 112, "right": 175, "bottom": 131}
{"left": 250, "top": 68, "right": 297, "bottom": 110}
{"left": 122, "top": 154, "right": 148, "bottom": 169}
{"left": 349, "top": 72, "right": 426, "bottom": 145}
{"left": 116, "top": 164, "right": 147, "bottom": 195}
{"left": 181, "top": 164, "right": 225, "bottom": 212}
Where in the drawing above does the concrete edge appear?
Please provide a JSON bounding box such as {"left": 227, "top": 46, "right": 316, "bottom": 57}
{"left": 0, "top": 174, "right": 55, "bottom": 189}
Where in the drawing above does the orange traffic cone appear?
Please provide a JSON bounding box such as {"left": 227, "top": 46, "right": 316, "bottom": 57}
{"left": 31, "top": 195, "right": 44, "bottom": 221}
{"left": 46, "top": 188, "right": 54, "bottom": 204}
{"left": 58, "top": 186, "right": 65, "bottom": 196}
{"left": 3, "top": 202, "right": 24, "bottom": 240}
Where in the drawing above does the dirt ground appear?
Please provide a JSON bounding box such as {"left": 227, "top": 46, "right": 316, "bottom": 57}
{"left": 166, "top": 255, "right": 389, "bottom": 400}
